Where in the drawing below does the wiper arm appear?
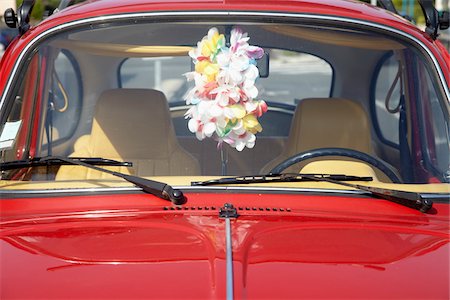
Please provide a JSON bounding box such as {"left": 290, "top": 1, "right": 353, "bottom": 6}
{"left": 192, "top": 173, "right": 433, "bottom": 213}
{"left": 301, "top": 174, "right": 433, "bottom": 213}
{"left": 191, "top": 173, "right": 373, "bottom": 186}
{"left": 1, "top": 156, "right": 186, "bottom": 205}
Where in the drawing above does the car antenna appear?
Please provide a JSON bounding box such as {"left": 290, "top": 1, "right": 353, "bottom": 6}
{"left": 3, "top": 0, "right": 36, "bottom": 35}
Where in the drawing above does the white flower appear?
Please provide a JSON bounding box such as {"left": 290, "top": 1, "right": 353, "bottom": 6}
{"left": 183, "top": 27, "right": 267, "bottom": 151}
{"left": 230, "top": 54, "right": 250, "bottom": 72}
{"left": 212, "top": 85, "right": 240, "bottom": 106}
{"left": 229, "top": 131, "right": 256, "bottom": 151}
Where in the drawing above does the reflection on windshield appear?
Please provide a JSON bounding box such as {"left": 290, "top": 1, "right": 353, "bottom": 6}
{"left": 0, "top": 21, "right": 449, "bottom": 186}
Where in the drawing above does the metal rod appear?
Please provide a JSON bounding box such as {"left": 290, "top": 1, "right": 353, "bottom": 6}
{"left": 221, "top": 145, "right": 228, "bottom": 176}
{"left": 225, "top": 218, "right": 234, "bottom": 300}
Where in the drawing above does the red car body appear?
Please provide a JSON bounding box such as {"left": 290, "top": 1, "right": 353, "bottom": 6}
{"left": 1, "top": 0, "right": 449, "bottom": 299}
{"left": 2, "top": 193, "right": 449, "bottom": 299}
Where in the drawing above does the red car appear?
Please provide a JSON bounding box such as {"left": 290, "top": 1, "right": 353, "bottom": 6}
{"left": 1, "top": 0, "right": 449, "bottom": 298}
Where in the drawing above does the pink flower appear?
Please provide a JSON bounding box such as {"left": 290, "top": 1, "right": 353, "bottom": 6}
{"left": 184, "top": 26, "right": 268, "bottom": 151}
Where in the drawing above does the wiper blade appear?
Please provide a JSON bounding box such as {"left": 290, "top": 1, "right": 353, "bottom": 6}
{"left": 0, "top": 157, "right": 132, "bottom": 171}
{"left": 1, "top": 156, "right": 186, "bottom": 205}
{"left": 192, "top": 173, "right": 433, "bottom": 213}
{"left": 191, "top": 173, "right": 373, "bottom": 186}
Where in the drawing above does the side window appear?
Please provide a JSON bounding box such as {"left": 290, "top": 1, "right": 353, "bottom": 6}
{"left": 119, "top": 51, "right": 332, "bottom": 137}
{"left": 257, "top": 50, "right": 333, "bottom": 137}
{"left": 258, "top": 49, "right": 333, "bottom": 105}
{"left": 44, "top": 50, "right": 82, "bottom": 148}
{"left": 119, "top": 51, "right": 333, "bottom": 104}
{"left": 373, "top": 52, "right": 400, "bottom": 147}
{"left": 417, "top": 60, "right": 450, "bottom": 179}
{"left": 1, "top": 53, "right": 41, "bottom": 163}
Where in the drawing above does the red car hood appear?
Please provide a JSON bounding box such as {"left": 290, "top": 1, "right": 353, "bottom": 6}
{"left": 1, "top": 192, "right": 449, "bottom": 299}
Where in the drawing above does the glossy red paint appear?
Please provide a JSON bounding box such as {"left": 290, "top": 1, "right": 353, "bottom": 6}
{"left": 1, "top": 1, "right": 449, "bottom": 298}
{"left": 1, "top": 0, "right": 449, "bottom": 90}
{"left": 1, "top": 192, "right": 449, "bottom": 299}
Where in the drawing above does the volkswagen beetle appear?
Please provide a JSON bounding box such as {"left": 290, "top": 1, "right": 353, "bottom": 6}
{"left": 1, "top": 0, "right": 449, "bottom": 298}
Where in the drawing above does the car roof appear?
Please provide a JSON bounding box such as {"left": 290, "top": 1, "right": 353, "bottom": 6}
{"left": 4, "top": 0, "right": 447, "bottom": 84}
{"left": 46, "top": 0, "right": 411, "bottom": 27}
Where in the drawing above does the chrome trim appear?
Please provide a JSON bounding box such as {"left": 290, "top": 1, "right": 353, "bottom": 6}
{"left": 1, "top": 185, "right": 447, "bottom": 202}
{"left": 225, "top": 218, "right": 234, "bottom": 300}
{"left": 181, "top": 186, "right": 368, "bottom": 195}
{"left": 1, "top": 10, "right": 449, "bottom": 110}
{"left": 0, "top": 186, "right": 142, "bottom": 195}
{"left": 0, "top": 185, "right": 371, "bottom": 195}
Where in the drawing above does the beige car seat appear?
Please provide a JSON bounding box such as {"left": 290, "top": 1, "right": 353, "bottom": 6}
{"left": 261, "top": 98, "right": 372, "bottom": 174}
{"left": 57, "top": 88, "right": 200, "bottom": 179}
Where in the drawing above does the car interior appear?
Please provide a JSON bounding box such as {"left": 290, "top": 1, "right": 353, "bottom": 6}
{"left": 3, "top": 20, "right": 449, "bottom": 184}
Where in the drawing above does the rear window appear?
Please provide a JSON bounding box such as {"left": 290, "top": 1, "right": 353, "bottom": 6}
{"left": 119, "top": 50, "right": 333, "bottom": 104}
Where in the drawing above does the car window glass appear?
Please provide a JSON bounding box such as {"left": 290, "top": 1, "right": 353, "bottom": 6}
{"left": 42, "top": 50, "right": 82, "bottom": 150}
{"left": 2, "top": 21, "right": 448, "bottom": 182}
{"left": 258, "top": 50, "right": 333, "bottom": 104}
{"left": 1, "top": 54, "right": 41, "bottom": 162}
{"left": 119, "top": 50, "right": 332, "bottom": 105}
{"left": 417, "top": 60, "right": 450, "bottom": 177}
{"left": 374, "top": 53, "right": 400, "bottom": 146}
{"left": 119, "top": 56, "right": 192, "bottom": 102}
{"left": 119, "top": 50, "right": 332, "bottom": 138}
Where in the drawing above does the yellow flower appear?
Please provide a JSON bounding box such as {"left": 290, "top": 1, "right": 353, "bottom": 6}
{"left": 201, "top": 31, "right": 224, "bottom": 57}
{"left": 243, "top": 114, "right": 262, "bottom": 134}
{"left": 195, "top": 60, "right": 220, "bottom": 82}
{"left": 228, "top": 104, "right": 246, "bottom": 119}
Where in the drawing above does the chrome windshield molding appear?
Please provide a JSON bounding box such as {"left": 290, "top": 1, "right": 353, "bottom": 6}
{"left": 0, "top": 186, "right": 142, "bottom": 195}
{"left": 1, "top": 185, "right": 447, "bottom": 200}
{"left": 181, "top": 185, "right": 370, "bottom": 195}
{"left": 0, "top": 185, "right": 369, "bottom": 196}
{"left": 1, "top": 10, "right": 449, "bottom": 110}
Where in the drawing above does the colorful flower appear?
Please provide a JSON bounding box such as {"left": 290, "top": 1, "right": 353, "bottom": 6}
{"left": 184, "top": 27, "right": 268, "bottom": 151}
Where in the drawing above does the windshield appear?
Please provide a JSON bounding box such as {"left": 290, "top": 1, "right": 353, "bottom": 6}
{"left": 1, "top": 17, "right": 449, "bottom": 191}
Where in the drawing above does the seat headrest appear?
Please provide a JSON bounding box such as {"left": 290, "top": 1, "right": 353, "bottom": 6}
{"left": 90, "top": 88, "right": 177, "bottom": 158}
{"left": 287, "top": 98, "right": 371, "bottom": 153}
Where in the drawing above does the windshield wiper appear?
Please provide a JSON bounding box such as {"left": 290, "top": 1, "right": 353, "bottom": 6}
{"left": 0, "top": 156, "right": 186, "bottom": 205}
{"left": 192, "top": 173, "right": 373, "bottom": 186}
{"left": 192, "top": 173, "right": 433, "bottom": 213}
{"left": 0, "top": 157, "right": 133, "bottom": 170}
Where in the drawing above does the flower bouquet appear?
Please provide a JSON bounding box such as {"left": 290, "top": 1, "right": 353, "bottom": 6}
{"left": 184, "top": 27, "right": 267, "bottom": 151}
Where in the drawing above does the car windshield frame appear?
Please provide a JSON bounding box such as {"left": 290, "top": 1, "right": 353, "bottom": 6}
{"left": 0, "top": 11, "right": 449, "bottom": 194}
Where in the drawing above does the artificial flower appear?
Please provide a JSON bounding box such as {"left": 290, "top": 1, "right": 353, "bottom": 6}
{"left": 245, "top": 100, "right": 268, "bottom": 117}
{"left": 195, "top": 60, "right": 220, "bottom": 82}
{"left": 201, "top": 28, "right": 225, "bottom": 58}
{"left": 225, "top": 104, "right": 246, "bottom": 120}
{"left": 242, "top": 114, "right": 262, "bottom": 134}
{"left": 184, "top": 27, "right": 268, "bottom": 151}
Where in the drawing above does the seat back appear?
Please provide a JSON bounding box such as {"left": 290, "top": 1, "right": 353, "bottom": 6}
{"left": 262, "top": 98, "right": 372, "bottom": 173}
{"left": 57, "top": 89, "right": 200, "bottom": 179}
